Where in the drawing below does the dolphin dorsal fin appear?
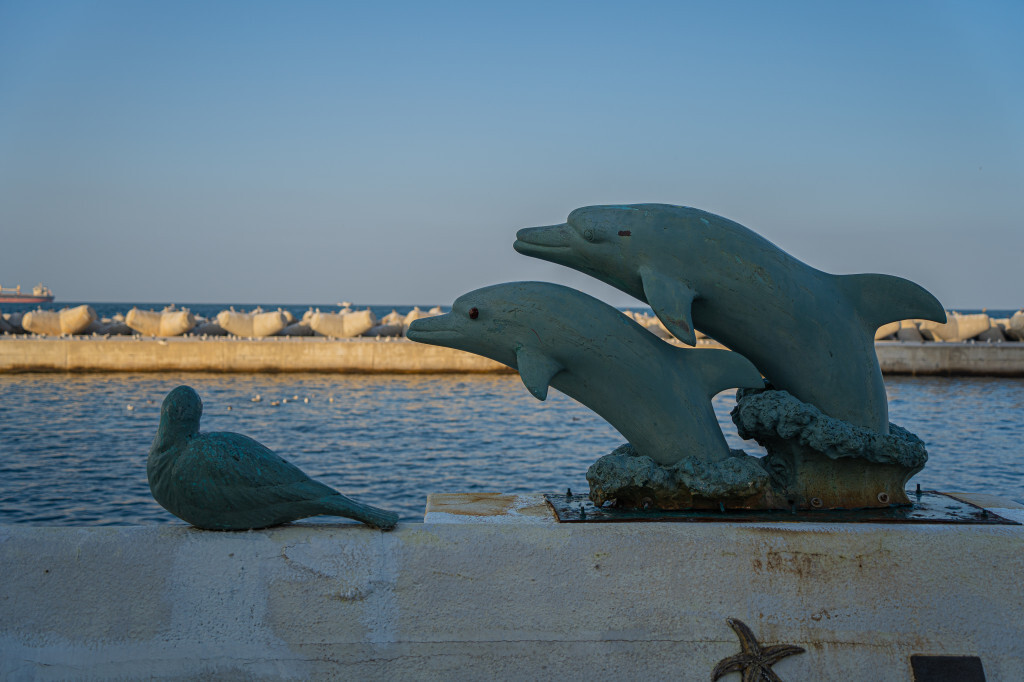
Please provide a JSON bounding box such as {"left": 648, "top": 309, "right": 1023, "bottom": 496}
{"left": 688, "top": 348, "right": 764, "bottom": 399}
{"left": 834, "top": 273, "right": 947, "bottom": 333}
{"left": 639, "top": 265, "right": 698, "bottom": 346}
{"left": 515, "top": 346, "right": 564, "bottom": 401}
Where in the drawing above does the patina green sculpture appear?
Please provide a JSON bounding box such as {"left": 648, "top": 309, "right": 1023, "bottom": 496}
{"left": 730, "top": 387, "right": 928, "bottom": 509}
{"left": 506, "top": 203, "right": 944, "bottom": 510}
{"left": 514, "top": 204, "right": 946, "bottom": 434}
{"left": 407, "top": 282, "right": 766, "bottom": 488}
{"left": 148, "top": 385, "right": 399, "bottom": 530}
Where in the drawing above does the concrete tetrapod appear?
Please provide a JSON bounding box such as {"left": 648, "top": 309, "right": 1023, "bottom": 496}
{"left": 148, "top": 385, "right": 398, "bottom": 530}
{"left": 407, "top": 282, "right": 771, "bottom": 505}
{"left": 514, "top": 203, "right": 946, "bottom": 434}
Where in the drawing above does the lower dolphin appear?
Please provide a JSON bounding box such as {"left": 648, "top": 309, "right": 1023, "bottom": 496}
{"left": 406, "top": 281, "right": 764, "bottom": 466}
{"left": 513, "top": 204, "right": 947, "bottom": 434}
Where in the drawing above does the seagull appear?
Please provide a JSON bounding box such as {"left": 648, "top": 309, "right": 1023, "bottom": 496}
{"left": 148, "top": 385, "right": 399, "bottom": 531}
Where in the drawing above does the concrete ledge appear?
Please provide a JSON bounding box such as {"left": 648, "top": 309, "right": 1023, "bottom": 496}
{"left": 3, "top": 336, "right": 1024, "bottom": 375}
{"left": 424, "top": 492, "right": 556, "bottom": 524}
{"left": 3, "top": 496, "right": 1023, "bottom": 680}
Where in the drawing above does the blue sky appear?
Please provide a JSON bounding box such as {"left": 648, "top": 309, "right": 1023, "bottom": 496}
{"left": 1, "top": 1, "right": 1021, "bottom": 307}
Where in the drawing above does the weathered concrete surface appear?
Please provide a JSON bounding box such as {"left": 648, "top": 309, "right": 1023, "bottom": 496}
{"left": 0, "top": 337, "right": 509, "bottom": 373}
{"left": 2, "top": 496, "right": 1023, "bottom": 680}
{"left": 2, "top": 337, "right": 1024, "bottom": 375}
{"left": 424, "top": 492, "right": 556, "bottom": 524}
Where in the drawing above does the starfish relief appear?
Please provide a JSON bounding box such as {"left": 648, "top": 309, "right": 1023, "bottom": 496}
{"left": 712, "top": 617, "right": 805, "bottom": 682}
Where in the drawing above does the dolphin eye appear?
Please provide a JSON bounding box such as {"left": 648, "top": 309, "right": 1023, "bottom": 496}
{"left": 468, "top": 307, "right": 479, "bottom": 319}
{"left": 583, "top": 228, "right": 595, "bottom": 241}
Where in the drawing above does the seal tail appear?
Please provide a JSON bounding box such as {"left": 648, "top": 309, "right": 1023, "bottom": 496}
{"left": 324, "top": 495, "right": 400, "bottom": 530}
{"left": 834, "top": 273, "right": 946, "bottom": 334}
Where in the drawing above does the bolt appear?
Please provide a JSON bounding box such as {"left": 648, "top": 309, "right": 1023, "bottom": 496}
{"left": 877, "top": 492, "right": 890, "bottom": 504}
{"left": 810, "top": 498, "right": 823, "bottom": 508}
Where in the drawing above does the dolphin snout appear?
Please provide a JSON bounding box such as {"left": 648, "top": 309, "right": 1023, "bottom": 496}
{"left": 513, "top": 224, "right": 572, "bottom": 256}
{"left": 406, "top": 313, "right": 462, "bottom": 344}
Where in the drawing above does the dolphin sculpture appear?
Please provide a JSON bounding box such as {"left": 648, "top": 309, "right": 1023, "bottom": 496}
{"left": 148, "top": 385, "right": 399, "bottom": 531}
{"left": 513, "top": 204, "right": 946, "bottom": 434}
{"left": 406, "top": 281, "right": 764, "bottom": 467}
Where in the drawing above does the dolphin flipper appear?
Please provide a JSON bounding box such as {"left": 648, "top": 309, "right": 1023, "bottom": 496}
{"left": 639, "top": 266, "right": 699, "bottom": 345}
{"left": 835, "top": 273, "right": 947, "bottom": 333}
{"left": 515, "top": 346, "right": 564, "bottom": 401}
{"left": 687, "top": 348, "right": 765, "bottom": 399}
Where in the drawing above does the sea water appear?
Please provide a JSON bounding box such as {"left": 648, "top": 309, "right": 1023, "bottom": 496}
{"left": 0, "top": 372, "right": 1021, "bottom": 524}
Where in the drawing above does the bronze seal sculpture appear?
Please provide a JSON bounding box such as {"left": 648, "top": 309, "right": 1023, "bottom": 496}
{"left": 148, "top": 385, "right": 398, "bottom": 530}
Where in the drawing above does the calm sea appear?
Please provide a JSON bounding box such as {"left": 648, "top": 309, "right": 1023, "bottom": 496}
{"left": 0, "top": 372, "right": 1022, "bottom": 525}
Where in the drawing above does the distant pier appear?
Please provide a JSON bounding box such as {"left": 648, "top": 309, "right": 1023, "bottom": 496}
{"left": 2, "top": 336, "right": 1024, "bottom": 376}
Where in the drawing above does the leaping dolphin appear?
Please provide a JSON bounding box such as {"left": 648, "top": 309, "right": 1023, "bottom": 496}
{"left": 513, "top": 204, "right": 946, "bottom": 434}
{"left": 406, "top": 281, "right": 764, "bottom": 467}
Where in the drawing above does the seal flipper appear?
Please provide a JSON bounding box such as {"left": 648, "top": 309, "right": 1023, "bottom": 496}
{"left": 686, "top": 348, "right": 764, "bottom": 400}
{"left": 639, "top": 265, "right": 698, "bottom": 345}
{"left": 834, "top": 273, "right": 947, "bottom": 334}
{"left": 515, "top": 346, "right": 564, "bottom": 401}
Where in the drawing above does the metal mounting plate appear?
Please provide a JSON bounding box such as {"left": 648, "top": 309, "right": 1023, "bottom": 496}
{"left": 543, "top": 491, "right": 1020, "bottom": 525}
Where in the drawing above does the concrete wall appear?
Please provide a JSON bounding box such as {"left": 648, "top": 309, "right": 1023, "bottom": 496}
{"left": 875, "top": 341, "right": 1024, "bottom": 376}
{"left": 0, "top": 337, "right": 508, "bottom": 373}
{"left": 3, "top": 336, "right": 1024, "bottom": 375}
{"left": 2, "top": 493, "right": 1023, "bottom": 680}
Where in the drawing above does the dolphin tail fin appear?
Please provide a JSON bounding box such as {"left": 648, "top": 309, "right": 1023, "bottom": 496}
{"left": 687, "top": 348, "right": 764, "bottom": 400}
{"left": 835, "top": 273, "right": 947, "bottom": 334}
{"left": 515, "top": 346, "right": 564, "bottom": 401}
{"left": 640, "top": 265, "right": 698, "bottom": 345}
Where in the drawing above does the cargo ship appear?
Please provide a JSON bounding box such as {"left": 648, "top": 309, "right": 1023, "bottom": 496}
{"left": 0, "top": 282, "right": 54, "bottom": 304}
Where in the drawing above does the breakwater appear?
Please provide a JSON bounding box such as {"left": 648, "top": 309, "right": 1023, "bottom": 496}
{"left": 0, "top": 336, "right": 503, "bottom": 373}
{"left": 2, "top": 336, "right": 1024, "bottom": 376}
{"left": 4, "top": 302, "right": 1023, "bottom": 343}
